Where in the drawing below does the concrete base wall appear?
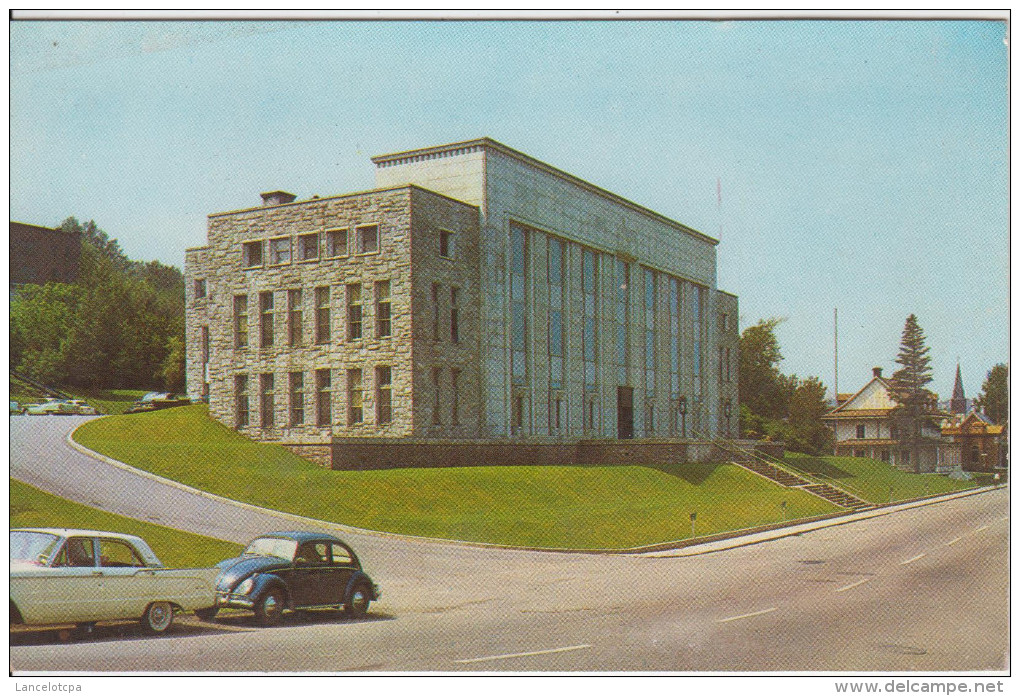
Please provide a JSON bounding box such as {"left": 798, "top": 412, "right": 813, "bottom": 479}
{"left": 279, "top": 438, "right": 783, "bottom": 471}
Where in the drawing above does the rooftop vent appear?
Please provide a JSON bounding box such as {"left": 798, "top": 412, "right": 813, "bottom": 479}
{"left": 872, "top": 367, "right": 883, "bottom": 378}
{"left": 260, "top": 191, "right": 297, "bottom": 207}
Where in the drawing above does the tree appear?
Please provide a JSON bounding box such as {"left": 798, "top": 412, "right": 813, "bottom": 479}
{"left": 787, "top": 376, "right": 835, "bottom": 454}
{"left": 975, "top": 363, "right": 1008, "bottom": 426}
{"left": 889, "top": 314, "right": 937, "bottom": 467}
{"left": 738, "top": 318, "right": 787, "bottom": 419}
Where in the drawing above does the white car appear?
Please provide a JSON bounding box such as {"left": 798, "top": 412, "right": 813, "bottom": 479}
{"left": 64, "top": 400, "right": 99, "bottom": 415}
{"left": 10, "top": 528, "right": 218, "bottom": 634}
{"left": 25, "top": 399, "right": 71, "bottom": 415}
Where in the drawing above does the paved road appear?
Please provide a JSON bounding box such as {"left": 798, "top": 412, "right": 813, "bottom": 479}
{"left": 9, "top": 416, "right": 1010, "bottom": 672}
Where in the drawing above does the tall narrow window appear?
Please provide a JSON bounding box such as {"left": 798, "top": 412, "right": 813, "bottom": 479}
{"left": 725, "top": 346, "right": 732, "bottom": 382}
{"left": 669, "top": 277, "right": 681, "bottom": 434}
{"left": 376, "top": 366, "right": 392, "bottom": 425}
{"left": 298, "top": 233, "right": 319, "bottom": 261}
{"left": 259, "top": 291, "right": 274, "bottom": 349}
{"left": 243, "top": 241, "right": 263, "bottom": 268}
{"left": 511, "top": 225, "right": 528, "bottom": 386}
{"left": 200, "top": 326, "right": 210, "bottom": 364}
{"left": 548, "top": 237, "right": 565, "bottom": 391}
{"left": 431, "top": 367, "right": 442, "bottom": 425}
{"left": 375, "top": 280, "right": 391, "bottom": 338}
{"left": 287, "top": 289, "right": 303, "bottom": 347}
{"left": 289, "top": 372, "right": 304, "bottom": 426}
{"left": 694, "top": 285, "right": 705, "bottom": 397}
{"left": 432, "top": 283, "right": 442, "bottom": 342}
{"left": 315, "top": 286, "right": 331, "bottom": 344}
{"left": 356, "top": 225, "right": 379, "bottom": 254}
{"left": 451, "top": 368, "right": 460, "bottom": 426}
{"left": 450, "top": 287, "right": 460, "bottom": 343}
{"left": 235, "top": 374, "right": 249, "bottom": 427}
{"left": 616, "top": 259, "right": 629, "bottom": 386}
{"left": 439, "top": 230, "right": 455, "bottom": 259}
{"left": 718, "top": 346, "right": 725, "bottom": 383}
{"left": 315, "top": 369, "right": 332, "bottom": 426}
{"left": 347, "top": 368, "right": 363, "bottom": 425}
{"left": 582, "top": 248, "right": 597, "bottom": 395}
{"left": 260, "top": 373, "right": 275, "bottom": 428}
{"left": 194, "top": 279, "right": 207, "bottom": 300}
{"left": 269, "top": 237, "right": 291, "bottom": 265}
{"left": 233, "top": 295, "right": 248, "bottom": 349}
{"left": 644, "top": 268, "right": 656, "bottom": 434}
{"left": 346, "top": 284, "right": 362, "bottom": 340}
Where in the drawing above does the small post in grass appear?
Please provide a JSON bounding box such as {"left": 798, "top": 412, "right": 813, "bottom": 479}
{"left": 690, "top": 512, "right": 697, "bottom": 539}
{"left": 780, "top": 500, "right": 788, "bottom": 522}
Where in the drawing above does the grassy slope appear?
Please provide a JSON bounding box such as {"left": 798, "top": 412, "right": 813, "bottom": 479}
{"left": 10, "top": 478, "right": 242, "bottom": 567}
{"left": 73, "top": 406, "right": 838, "bottom": 549}
{"left": 784, "top": 453, "right": 978, "bottom": 504}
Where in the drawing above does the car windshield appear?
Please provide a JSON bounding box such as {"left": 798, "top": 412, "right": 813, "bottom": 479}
{"left": 243, "top": 537, "right": 298, "bottom": 560}
{"left": 10, "top": 531, "right": 61, "bottom": 563}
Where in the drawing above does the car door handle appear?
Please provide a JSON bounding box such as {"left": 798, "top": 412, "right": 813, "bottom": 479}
{"left": 92, "top": 571, "right": 104, "bottom": 576}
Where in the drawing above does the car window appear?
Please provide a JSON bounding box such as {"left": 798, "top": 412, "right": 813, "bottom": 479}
{"left": 98, "top": 538, "right": 145, "bottom": 567}
{"left": 53, "top": 537, "right": 96, "bottom": 567}
{"left": 296, "top": 542, "right": 330, "bottom": 565}
{"left": 331, "top": 544, "right": 354, "bottom": 566}
{"left": 10, "top": 531, "right": 61, "bottom": 563}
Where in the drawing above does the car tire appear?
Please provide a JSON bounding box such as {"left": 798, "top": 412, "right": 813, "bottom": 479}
{"left": 344, "top": 584, "right": 371, "bottom": 618}
{"left": 142, "top": 601, "right": 174, "bottom": 634}
{"left": 254, "top": 589, "right": 285, "bottom": 626}
{"left": 194, "top": 607, "right": 219, "bottom": 621}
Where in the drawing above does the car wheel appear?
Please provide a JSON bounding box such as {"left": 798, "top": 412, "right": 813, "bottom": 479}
{"left": 344, "top": 584, "right": 371, "bottom": 618}
{"left": 142, "top": 601, "right": 174, "bottom": 634}
{"left": 194, "top": 607, "right": 219, "bottom": 621}
{"left": 254, "top": 589, "right": 285, "bottom": 626}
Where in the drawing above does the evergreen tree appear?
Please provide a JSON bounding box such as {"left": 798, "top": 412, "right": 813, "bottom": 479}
{"left": 975, "top": 363, "right": 1008, "bottom": 426}
{"left": 889, "top": 314, "right": 937, "bottom": 468}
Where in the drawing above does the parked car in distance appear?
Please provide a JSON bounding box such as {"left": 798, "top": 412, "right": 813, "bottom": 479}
{"left": 10, "top": 401, "right": 24, "bottom": 415}
{"left": 63, "top": 400, "right": 99, "bottom": 415}
{"left": 124, "top": 392, "right": 192, "bottom": 414}
{"left": 10, "top": 528, "right": 218, "bottom": 634}
{"left": 209, "top": 531, "right": 380, "bottom": 626}
{"left": 25, "top": 399, "right": 73, "bottom": 415}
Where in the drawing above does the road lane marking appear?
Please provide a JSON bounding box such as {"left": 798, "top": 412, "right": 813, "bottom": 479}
{"left": 945, "top": 537, "right": 963, "bottom": 546}
{"left": 454, "top": 644, "right": 592, "bottom": 664}
{"left": 715, "top": 607, "right": 777, "bottom": 624}
{"left": 835, "top": 578, "right": 871, "bottom": 593}
{"left": 900, "top": 553, "right": 926, "bottom": 565}
{"left": 974, "top": 525, "right": 990, "bottom": 533}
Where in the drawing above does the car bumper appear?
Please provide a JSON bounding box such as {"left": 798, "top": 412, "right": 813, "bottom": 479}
{"left": 215, "top": 592, "right": 255, "bottom": 609}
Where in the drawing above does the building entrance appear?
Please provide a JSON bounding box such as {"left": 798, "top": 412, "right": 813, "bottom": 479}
{"left": 617, "top": 386, "right": 634, "bottom": 439}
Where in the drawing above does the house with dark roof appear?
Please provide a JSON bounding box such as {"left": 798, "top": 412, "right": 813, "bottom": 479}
{"left": 941, "top": 410, "right": 1007, "bottom": 472}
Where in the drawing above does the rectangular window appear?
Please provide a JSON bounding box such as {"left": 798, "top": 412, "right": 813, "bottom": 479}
{"left": 432, "top": 367, "right": 442, "bottom": 425}
{"left": 194, "top": 278, "right": 207, "bottom": 300}
{"left": 259, "top": 291, "right": 274, "bottom": 349}
{"left": 269, "top": 237, "right": 291, "bottom": 265}
{"left": 669, "top": 277, "right": 681, "bottom": 408}
{"left": 287, "top": 289, "right": 303, "bottom": 347}
{"left": 346, "top": 284, "right": 362, "bottom": 340}
{"left": 856, "top": 424, "right": 866, "bottom": 439}
{"left": 325, "top": 229, "right": 348, "bottom": 257}
{"left": 582, "top": 248, "right": 597, "bottom": 393}
{"left": 200, "top": 326, "right": 210, "bottom": 364}
{"left": 298, "top": 233, "right": 319, "bottom": 261}
{"left": 725, "top": 347, "right": 732, "bottom": 382}
{"left": 347, "top": 368, "right": 363, "bottom": 425}
{"left": 439, "top": 230, "right": 455, "bottom": 259}
{"left": 376, "top": 366, "right": 392, "bottom": 425}
{"left": 432, "top": 283, "right": 442, "bottom": 342}
{"left": 451, "top": 368, "right": 460, "bottom": 426}
{"left": 584, "top": 397, "right": 597, "bottom": 434}
{"left": 315, "top": 286, "right": 331, "bottom": 344}
{"left": 694, "top": 285, "right": 705, "bottom": 397}
{"left": 511, "top": 225, "right": 528, "bottom": 386}
{"left": 289, "top": 372, "right": 304, "bottom": 426}
{"left": 644, "top": 268, "right": 656, "bottom": 403}
{"left": 549, "top": 237, "right": 565, "bottom": 390}
{"left": 357, "top": 225, "right": 379, "bottom": 254}
{"left": 511, "top": 393, "right": 524, "bottom": 434}
{"left": 719, "top": 346, "right": 725, "bottom": 383}
{"left": 375, "top": 280, "right": 392, "bottom": 338}
{"left": 550, "top": 395, "right": 563, "bottom": 434}
{"left": 235, "top": 374, "right": 249, "bottom": 427}
{"left": 450, "top": 287, "right": 460, "bottom": 343}
{"left": 616, "top": 259, "right": 630, "bottom": 387}
{"left": 243, "top": 241, "right": 263, "bottom": 268}
{"left": 233, "top": 295, "right": 248, "bottom": 349}
{"left": 315, "top": 369, "right": 332, "bottom": 427}
{"left": 260, "top": 373, "right": 275, "bottom": 428}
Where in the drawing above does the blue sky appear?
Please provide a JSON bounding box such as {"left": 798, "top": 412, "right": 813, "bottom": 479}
{"left": 10, "top": 19, "right": 1008, "bottom": 400}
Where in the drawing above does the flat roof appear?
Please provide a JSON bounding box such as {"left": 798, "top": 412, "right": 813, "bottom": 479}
{"left": 371, "top": 137, "right": 719, "bottom": 247}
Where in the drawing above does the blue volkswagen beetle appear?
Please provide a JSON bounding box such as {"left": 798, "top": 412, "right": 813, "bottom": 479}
{"left": 204, "top": 531, "right": 380, "bottom": 626}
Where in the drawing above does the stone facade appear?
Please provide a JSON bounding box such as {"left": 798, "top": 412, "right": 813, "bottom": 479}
{"left": 186, "top": 138, "right": 741, "bottom": 462}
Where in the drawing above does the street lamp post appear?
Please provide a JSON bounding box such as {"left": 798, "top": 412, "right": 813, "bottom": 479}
{"left": 690, "top": 511, "right": 697, "bottom": 538}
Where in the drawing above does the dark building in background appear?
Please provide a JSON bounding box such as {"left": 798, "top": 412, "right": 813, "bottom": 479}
{"left": 10, "top": 221, "right": 81, "bottom": 288}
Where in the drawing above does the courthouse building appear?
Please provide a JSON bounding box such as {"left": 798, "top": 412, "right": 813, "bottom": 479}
{"left": 185, "top": 138, "right": 740, "bottom": 466}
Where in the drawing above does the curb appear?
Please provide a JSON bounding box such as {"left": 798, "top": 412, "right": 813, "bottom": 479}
{"left": 64, "top": 421, "right": 1002, "bottom": 557}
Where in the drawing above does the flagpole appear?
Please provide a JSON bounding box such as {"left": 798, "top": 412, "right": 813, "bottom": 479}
{"left": 834, "top": 307, "right": 839, "bottom": 456}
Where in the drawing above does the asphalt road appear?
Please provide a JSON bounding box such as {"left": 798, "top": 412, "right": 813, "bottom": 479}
{"left": 9, "top": 415, "right": 1010, "bottom": 672}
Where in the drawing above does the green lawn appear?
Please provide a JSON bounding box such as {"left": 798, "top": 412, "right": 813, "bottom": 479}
{"left": 10, "top": 478, "right": 242, "bottom": 567}
{"left": 783, "top": 453, "right": 979, "bottom": 504}
{"left": 73, "top": 406, "right": 839, "bottom": 549}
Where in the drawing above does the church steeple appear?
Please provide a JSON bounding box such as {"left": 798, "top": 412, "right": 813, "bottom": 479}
{"left": 950, "top": 362, "right": 967, "bottom": 414}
